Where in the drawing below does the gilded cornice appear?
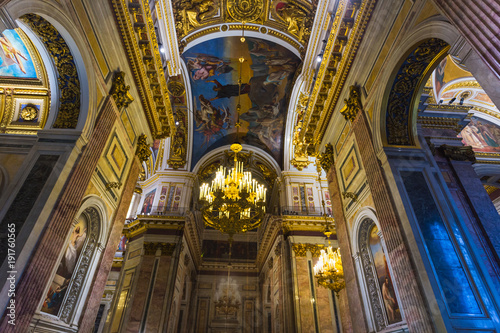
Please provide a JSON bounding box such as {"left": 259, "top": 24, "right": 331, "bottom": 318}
{"left": 441, "top": 80, "right": 480, "bottom": 95}
{"left": 256, "top": 216, "right": 281, "bottom": 270}
{"left": 292, "top": 0, "right": 376, "bottom": 157}
{"left": 472, "top": 107, "right": 500, "bottom": 121}
{"left": 111, "top": 0, "right": 174, "bottom": 139}
{"left": 124, "top": 216, "right": 185, "bottom": 238}
{"left": 282, "top": 215, "right": 336, "bottom": 235}
{"left": 292, "top": 243, "right": 325, "bottom": 257}
{"left": 417, "top": 116, "right": 463, "bottom": 133}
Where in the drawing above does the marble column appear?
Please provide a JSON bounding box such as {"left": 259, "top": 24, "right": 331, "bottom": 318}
{"left": 0, "top": 96, "right": 118, "bottom": 332}
{"left": 326, "top": 165, "right": 367, "bottom": 333}
{"left": 78, "top": 156, "right": 142, "bottom": 333}
{"left": 351, "top": 108, "right": 434, "bottom": 332}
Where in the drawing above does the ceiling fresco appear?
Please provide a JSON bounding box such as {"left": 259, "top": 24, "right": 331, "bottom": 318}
{"left": 0, "top": 29, "right": 37, "bottom": 78}
{"left": 182, "top": 36, "right": 300, "bottom": 169}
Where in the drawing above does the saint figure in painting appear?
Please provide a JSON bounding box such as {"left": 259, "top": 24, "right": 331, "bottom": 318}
{"left": 58, "top": 225, "right": 87, "bottom": 278}
{"left": 382, "top": 277, "right": 397, "bottom": 323}
{"left": 208, "top": 79, "right": 250, "bottom": 101}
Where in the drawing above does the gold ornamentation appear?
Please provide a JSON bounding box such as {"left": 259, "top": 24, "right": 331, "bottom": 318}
{"left": 134, "top": 187, "right": 143, "bottom": 194}
{"left": 255, "top": 161, "right": 277, "bottom": 185}
{"left": 292, "top": 243, "right": 325, "bottom": 257}
{"left": 106, "top": 182, "right": 122, "bottom": 190}
{"left": 275, "top": 1, "right": 312, "bottom": 43}
{"left": 110, "top": 71, "right": 134, "bottom": 109}
{"left": 313, "top": 247, "right": 345, "bottom": 295}
{"left": 318, "top": 143, "right": 334, "bottom": 172}
{"left": 227, "top": 0, "right": 264, "bottom": 22}
{"left": 167, "top": 81, "right": 186, "bottom": 97}
{"left": 340, "top": 85, "right": 362, "bottom": 122}
{"left": 111, "top": 0, "right": 174, "bottom": 139}
{"left": 168, "top": 109, "right": 187, "bottom": 169}
{"left": 173, "top": 0, "right": 217, "bottom": 36}
{"left": 440, "top": 144, "right": 476, "bottom": 162}
{"left": 21, "top": 14, "right": 81, "bottom": 129}
{"left": 20, "top": 104, "right": 38, "bottom": 121}
{"left": 342, "top": 191, "right": 358, "bottom": 201}
{"left": 136, "top": 134, "right": 152, "bottom": 162}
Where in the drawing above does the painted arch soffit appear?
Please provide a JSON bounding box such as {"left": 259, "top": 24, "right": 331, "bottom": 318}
{"left": 182, "top": 35, "right": 301, "bottom": 170}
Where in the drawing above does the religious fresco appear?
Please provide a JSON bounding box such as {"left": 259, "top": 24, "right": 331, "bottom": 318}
{"left": 0, "top": 29, "right": 37, "bottom": 78}
{"left": 42, "top": 217, "right": 88, "bottom": 315}
{"left": 141, "top": 189, "right": 156, "bottom": 214}
{"left": 432, "top": 55, "right": 472, "bottom": 99}
{"left": 460, "top": 117, "right": 500, "bottom": 153}
{"left": 368, "top": 225, "right": 401, "bottom": 324}
{"left": 182, "top": 36, "right": 300, "bottom": 168}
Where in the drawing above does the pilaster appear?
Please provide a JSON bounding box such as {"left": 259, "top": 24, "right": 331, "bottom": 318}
{"left": 350, "top": 104, "right": 434, "bottom": 332}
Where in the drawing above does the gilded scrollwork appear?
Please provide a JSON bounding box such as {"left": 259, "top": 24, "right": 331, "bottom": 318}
{"left": 386, "top": 38, "right": 449, "bottom": 145}
{"left": 227, "top": 0, "right": 264, "bottom": 23}
{"left": 110, "top": 71, "right": 134, "bottom": 109}
{"left": 21, "top": 14, "right": 81, "bottom": 129}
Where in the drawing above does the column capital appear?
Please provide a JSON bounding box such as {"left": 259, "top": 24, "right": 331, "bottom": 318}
{"left": 340, "top": 85, "right": 362, "bottom": 123}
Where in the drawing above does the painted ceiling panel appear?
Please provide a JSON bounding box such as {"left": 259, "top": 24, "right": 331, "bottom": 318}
{"left": 182, "top": 36, "right": 300, "bottom": 169}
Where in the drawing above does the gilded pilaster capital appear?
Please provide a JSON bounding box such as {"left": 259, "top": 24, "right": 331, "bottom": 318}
{"left": 110, "top": 71, "right": 134, "bottom": 109}
{"left": 440, "top": 144, "right": 476, "bottom": 162}
{"left": 318, "top": 143, "right": 334, "bottom": 172}
{"left": 136, "top": 134, "right": 152, "bottom": 162}
{"left": 292, "top": 243, "right": 325, "bottom": 257}
{"left": 340, "top": 85, "right": 362, "bottom": 122}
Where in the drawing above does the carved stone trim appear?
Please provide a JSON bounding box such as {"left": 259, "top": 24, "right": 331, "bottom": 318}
{"left": 21, "top": 14, "right": 81, "bottom": 129}
{"left": 358, "top": 218, "right": 386, "bottom": 331}
{"left": 440, "top": 144, "right": 476, "bottom": 162}
{"left": 110, "top": 71, "right": 134, "bottom": 109}
{"left": 59, "top": 207, "right": 100, "bottom": 323}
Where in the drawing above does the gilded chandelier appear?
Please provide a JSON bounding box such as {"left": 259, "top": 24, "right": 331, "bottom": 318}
{"left": 199, "top": 143, "right": 267, "bottom": 239}
{"left": 313, "top": 246, "right": 346, "bottom": 294}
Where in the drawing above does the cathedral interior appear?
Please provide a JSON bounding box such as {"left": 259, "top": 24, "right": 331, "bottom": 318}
{"left": 0, "top": 0, "right": 499, "bottom": 332}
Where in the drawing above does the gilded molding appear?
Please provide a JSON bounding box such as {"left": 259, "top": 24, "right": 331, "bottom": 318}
{"left": 136, "top": 134, "right": 152, "bottom": 162}
{"left": 110, "top": 71, "right": 134, "bottom": 109}
{"left": 21, "top": 14, "right": 80, "bottom": 129}
{"left": 111, "top": 0, "right": 174, "bottom": 139}
{"left": 340, "top": 85, "right": 362, "bottom": 122}
{"left": 440, "top": 144, "right": 476, "bottom": 162}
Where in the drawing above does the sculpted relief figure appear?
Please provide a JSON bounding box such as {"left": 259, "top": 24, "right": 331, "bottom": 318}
{"left": 276, "top": 2, "right": 311, "bottom": 43}
{"left": 174, "top": 0, "right": 216, "bottom": 36}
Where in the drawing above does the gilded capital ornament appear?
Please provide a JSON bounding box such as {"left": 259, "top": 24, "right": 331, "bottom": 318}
{"left": 136, "top": 134, "right": 152, "bottom": 162}
{"left": 340, "top": 85, "right": 362, "bottom": 122}
{"left": 318, "top": 143, "right": 334, "bottom": 172}
{"left": 110, "top": 71, "right": 134, "bottom": 109}
{"left": 440, "top": 144, "right": 476, "bottom": 162}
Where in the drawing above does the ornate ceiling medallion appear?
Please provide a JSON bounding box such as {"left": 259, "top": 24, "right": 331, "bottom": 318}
{"left": 167, "top": 81, "right": 186, "bottom": 97}
{"left": 20, "top": 104, "right": 38, "bottom": 121}
{"left": 227, "top": 0, "right": 264, "bottom": 22}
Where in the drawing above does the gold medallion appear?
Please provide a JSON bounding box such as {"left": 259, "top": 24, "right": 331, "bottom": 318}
{"left": 20, "top": 104, "right": 38, "bottom": 121}
{"left": 227, "top": 0, "right": 264, "bottom": 22}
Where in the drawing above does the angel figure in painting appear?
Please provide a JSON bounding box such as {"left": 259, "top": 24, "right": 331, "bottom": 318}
{"left": 186, "top": 54, "right": 233, "bottom": 80}
{"left": 0, "top": 33, "right": 28, "bottom": 74}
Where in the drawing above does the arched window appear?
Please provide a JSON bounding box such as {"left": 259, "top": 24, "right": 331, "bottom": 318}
{"left": 355, "top": 216, "right": 403, "bottom": 331}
